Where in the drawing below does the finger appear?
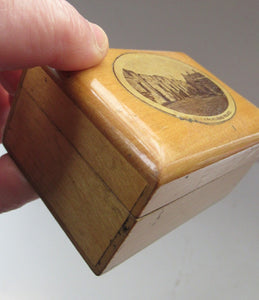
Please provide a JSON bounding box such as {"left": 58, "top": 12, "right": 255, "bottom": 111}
{"left": 0, "top": 84, "right": 10, "bottom": 142}
{"left": 0, "top": 70, "right": 22, "bottom": 95}
{"left": 0, "top": 154, "right": 38, "bottom": 213}
{"left": 0, "top": 0, "right": 109, "bottom": 71}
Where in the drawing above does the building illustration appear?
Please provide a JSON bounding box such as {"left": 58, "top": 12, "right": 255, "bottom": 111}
{"left": 123, "top": 68, "right": 228, "bottom": 116}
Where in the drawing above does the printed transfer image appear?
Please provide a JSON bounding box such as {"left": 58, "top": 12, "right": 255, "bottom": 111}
{"left": 113, "top": 53, "right": 236, "bottom": 124}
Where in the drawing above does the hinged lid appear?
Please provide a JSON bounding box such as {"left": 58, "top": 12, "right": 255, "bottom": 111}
{"left": 47, "top": 49, "right": 259, "bottom": 189}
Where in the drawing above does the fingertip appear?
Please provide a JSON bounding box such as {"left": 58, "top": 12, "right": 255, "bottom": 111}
{"left": 0, "top": 0, "right": 109, "bottom": 71}
{"left": 89, "top": 23, "right": 109, "bottom": 57}
{"left": 0, "top": 154, "right": 37, "bottom": 213}
{"left": 51, "top": 19, "right": 109, "bottom": 71}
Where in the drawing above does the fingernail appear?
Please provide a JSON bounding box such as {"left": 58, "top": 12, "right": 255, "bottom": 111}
{"left": 90, "top": 23, "right": 109, "bottom": 54}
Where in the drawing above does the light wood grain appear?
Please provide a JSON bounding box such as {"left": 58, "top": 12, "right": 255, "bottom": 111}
{"left": 3, "top": 49, "right": 259, "bottom": 275}
{"left": 4, "top": 87, "right": 131, "bottom": 271}
{"left": 140, "top": 144, "right": 259, "bottom": 216}
{"left": 23, "top": 67, "right": 148, "bottom": 211}
{"left": 105, "top": 162, "right": 252, "bottom": 272}
{"left": 49, "top": 49, "right": 259, "bottom": 186}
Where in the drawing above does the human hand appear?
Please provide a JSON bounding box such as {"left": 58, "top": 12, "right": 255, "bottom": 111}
{"left": 0, "top": 0, "right": 109, "bottom": 213}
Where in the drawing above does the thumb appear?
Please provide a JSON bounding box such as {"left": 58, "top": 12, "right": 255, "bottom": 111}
{"left": 0, "top": 0, "right": 108, "bottom": 71}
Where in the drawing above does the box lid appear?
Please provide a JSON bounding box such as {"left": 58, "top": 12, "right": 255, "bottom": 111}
{"left": 47, "top": 49, "right": 259, "bottom": 187}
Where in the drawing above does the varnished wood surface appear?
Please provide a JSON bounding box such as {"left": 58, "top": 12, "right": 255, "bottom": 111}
{"left": 4, "top": 87, "right": 131, "bottom": 268}
{"left": 22, "top": 67, "right": 148, "bottom": 212}
{"left": 48, "top": 49, "right": 259, "bottom": 186}
{"left": 3, "top": 49, "right": 259, "bottom": 274}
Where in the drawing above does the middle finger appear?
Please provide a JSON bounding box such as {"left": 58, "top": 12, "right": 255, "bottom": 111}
{"left": 0, "top": 70, "right": 22, "bottom": 96}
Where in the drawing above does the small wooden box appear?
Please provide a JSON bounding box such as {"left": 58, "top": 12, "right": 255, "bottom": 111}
{"left": 3, "top": 49, "right": 259, "bottom": 275}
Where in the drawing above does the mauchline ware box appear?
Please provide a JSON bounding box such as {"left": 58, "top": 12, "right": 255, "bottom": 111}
{"left": 4, "top": 49, "right": 259, "bottom": 275}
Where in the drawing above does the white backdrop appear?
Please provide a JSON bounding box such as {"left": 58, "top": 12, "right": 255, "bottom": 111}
{"left": 0, "top": 0, "right": 258, "bottom": 299}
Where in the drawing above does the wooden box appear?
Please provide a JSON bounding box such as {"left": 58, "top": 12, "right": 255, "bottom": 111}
{"left": 3, "top": 49, "right": 259, "bottom": 275}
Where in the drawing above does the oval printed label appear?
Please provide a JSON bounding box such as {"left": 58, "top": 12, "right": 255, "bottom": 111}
{"left": 113, "top": 53, "right": 236, "bottom": 124}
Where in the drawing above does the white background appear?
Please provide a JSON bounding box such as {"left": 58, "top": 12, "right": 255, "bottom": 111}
{"left": 0, "top": 0, "right": 258, "bottom": 299}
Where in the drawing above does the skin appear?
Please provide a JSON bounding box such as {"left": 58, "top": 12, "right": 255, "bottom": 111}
{"left": 0, "top": 0, "right": 109, "bottom": 213}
